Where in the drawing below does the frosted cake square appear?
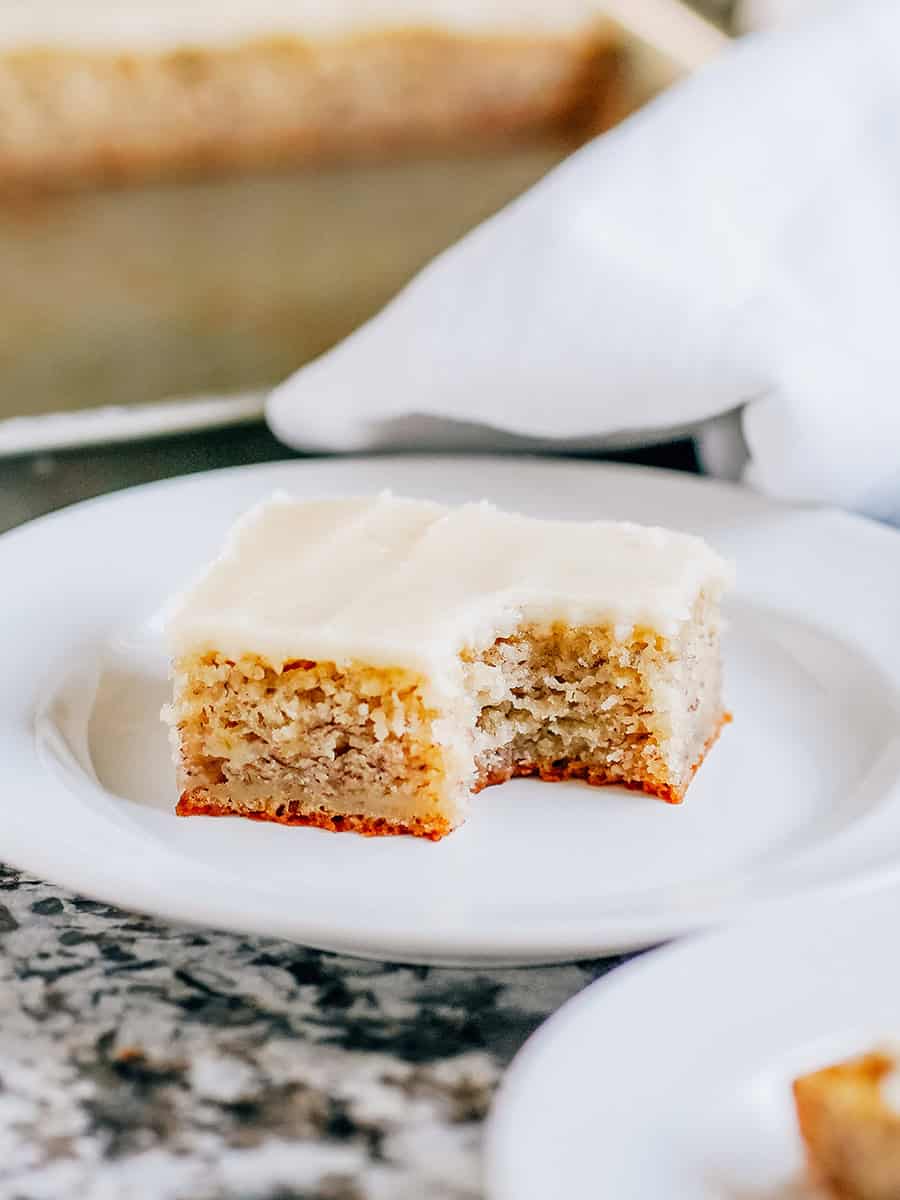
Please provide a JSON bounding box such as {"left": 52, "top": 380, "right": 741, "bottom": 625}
{"left": 794, "top": 1048, "right": 900, "bottom": 1199}
{"left": 163, "top": 494, "right": 732, "bottom": 840}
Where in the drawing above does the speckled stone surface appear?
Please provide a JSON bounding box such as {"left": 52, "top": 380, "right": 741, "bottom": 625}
{"left": 0, "top": 865, "right": 628, "bottom": 1200}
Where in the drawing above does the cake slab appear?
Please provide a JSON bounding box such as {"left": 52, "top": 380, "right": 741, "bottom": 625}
{"left": 3, "top": 455, "right": 900, "bottom": 965}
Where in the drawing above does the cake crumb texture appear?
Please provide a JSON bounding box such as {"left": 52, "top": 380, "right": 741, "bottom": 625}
{"left": 794, "top": 1053, "right": 900, "bottom": 1200}
{"left": 168, "top": 600, "right": 726, "bottom": 839}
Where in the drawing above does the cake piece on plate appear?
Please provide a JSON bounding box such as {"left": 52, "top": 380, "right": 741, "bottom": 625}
{"left": 163, "top": 493, "right": 732, "bottom": 840}
{"left": 794, "top": 1049, "right": 900, "bottom": 1200}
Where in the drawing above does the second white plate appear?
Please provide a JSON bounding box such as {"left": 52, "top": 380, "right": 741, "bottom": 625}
{"left": 4, "top": 455, "right": 900, "bottom": 964}
{"left": 486, "top": 889, "right": 900, "bottom": 1198}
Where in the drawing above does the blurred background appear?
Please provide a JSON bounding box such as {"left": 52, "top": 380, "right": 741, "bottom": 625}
{"left": 0, "top": 0, "right": 776, "bottom": 521}
{"left": 0, "top": 2, "right": 737, "bottom": 422}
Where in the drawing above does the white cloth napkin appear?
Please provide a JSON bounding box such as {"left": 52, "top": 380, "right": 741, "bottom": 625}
{"left": 268, "top": 0, "right": 900, "bottom": 524}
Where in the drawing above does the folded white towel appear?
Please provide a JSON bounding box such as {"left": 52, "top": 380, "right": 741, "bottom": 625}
{"left": 268, "top": 0, "right": 900, "bottom": 524}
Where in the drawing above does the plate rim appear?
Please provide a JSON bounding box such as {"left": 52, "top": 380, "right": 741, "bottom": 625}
{"left": 3, "top": 449, "right": 896, "bottom": 551}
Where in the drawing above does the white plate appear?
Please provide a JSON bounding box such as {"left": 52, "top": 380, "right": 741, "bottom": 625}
{"left": 3, "top": 456, "right": 900, "bottom": 965}
{"left": 485, "top": 888, "right": 900, "bottom": 1199}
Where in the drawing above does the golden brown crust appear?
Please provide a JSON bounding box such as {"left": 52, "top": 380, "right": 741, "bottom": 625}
{"left": 472, "top": 712, "right": 731, "bottom": 805}
{"left": 0, "top": 30, "right": 624, "bottom": 192}
{"left": 473, "top": 760, "right": 684, "bottom": 803}
{"left": 794, "top": 1053, "right": 900, "bottom": 1200}
{"left": 176, "top": 792, "right": 452, "bottom": 841}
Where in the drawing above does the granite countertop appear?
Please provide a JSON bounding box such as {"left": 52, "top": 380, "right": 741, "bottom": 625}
{"left": 1, "top": 428, "right": 698, "bottom": 1200}
{"left": 0, "top": 864, "right": 627, "bottom": 1200}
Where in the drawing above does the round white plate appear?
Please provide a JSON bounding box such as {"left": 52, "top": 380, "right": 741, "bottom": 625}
{"left": 4, "top": 456, "right": 900, "bottom": 965}
{"left": 486, "top": 888, "right": 900, "bottom": 1199}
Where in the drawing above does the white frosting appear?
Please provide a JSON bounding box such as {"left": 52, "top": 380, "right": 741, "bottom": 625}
{"left": 166, "top": 493, "right": 732, "bottom": 680}
{"left": 0, "top": 2, "right": 603, "bottom": 51}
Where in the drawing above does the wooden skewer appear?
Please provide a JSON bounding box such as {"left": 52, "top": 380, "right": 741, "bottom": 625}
{"left": 603, "top": 0, "right": 730, "bottom": 71}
